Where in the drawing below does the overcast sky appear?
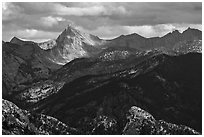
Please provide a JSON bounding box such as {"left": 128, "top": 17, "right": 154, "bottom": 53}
{"left": 2, "top": 2, "right": 202, "bottom": 42}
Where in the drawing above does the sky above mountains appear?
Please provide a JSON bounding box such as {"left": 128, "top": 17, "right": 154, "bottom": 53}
{"left": 2, "top": 2, "right": 202, "bottom": 42}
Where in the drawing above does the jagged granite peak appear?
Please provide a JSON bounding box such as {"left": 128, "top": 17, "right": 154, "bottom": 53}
{"left": 43, "top": 24, "right": 106, "bottom": 65}
{"left": 57, "top": 24, "right": 77, "bottom": 42}
{"left": 56, "top": 24, "right": 104, "bottom": 46}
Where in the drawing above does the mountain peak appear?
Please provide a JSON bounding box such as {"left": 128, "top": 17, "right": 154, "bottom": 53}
{"left": 56, "top": 24, "right": 103, "bottom": 46}
{"left": 10, "top": 36, "right": 25, "bottom": 46}
{"left": 172, "top": 29, "right": 180, "bottom": 34}
{"left": 187, "top": 27, "right": 192, "bottom": 30}
{"left": 65, "top": 23, "right": 75, "bottom": 30}
{"left": 10, "top": 36, "right": 22, "bottom": 42}
{"left": 182, "top": 27, "right": 202, "bottom": 40}
{"left": 130, "top": 33, "right": 145, "bottom": 38}
{"left": 10, "top": 36, "right": 36, "bottom": 46}
{"left": 56, "top": 24, "right": 80, "bottom": 43}
{"left": 183, "top": 27, "right": 201, "bottom": 33}
{"left": 63, "top": 24, "right": 76, "bottom": 34}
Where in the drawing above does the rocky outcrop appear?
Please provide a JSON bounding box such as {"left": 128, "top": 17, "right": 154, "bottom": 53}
{"left": 2, "top": 99, "right": 78, "bottom": 135}
{"left": 13, "top": 80, "right": 64, "bottom": 109}
{"left": 91, "top": 115, "right": 118, "bottom": 134}
{"left": 38, "top": 39, "right": 57, "bottom": 50}
{"left": 123, "top": 106, "right": 200, "bottom": 135}
{"left": 173, "top": 40, "right": 202, "bottom": 54}
{"left": 2, "top": 98, "right": 200, "bottom": 135}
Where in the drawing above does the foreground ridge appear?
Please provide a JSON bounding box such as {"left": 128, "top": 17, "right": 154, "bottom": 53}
{"left": 2, "top": 99, "right": 200, "bottom": 135}
{"left": 2, "top": 99, "right": 78, "bottom": 135}
{"left": 123, "top": 106, "right": 200, "bottom": 135}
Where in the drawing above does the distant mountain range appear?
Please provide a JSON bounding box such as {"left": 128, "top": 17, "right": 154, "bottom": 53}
{"left": 2, "top": 25, "right": 202, "bottom": 135}
{"left": 6, "top": 25, "right": 202, "bottom": 64}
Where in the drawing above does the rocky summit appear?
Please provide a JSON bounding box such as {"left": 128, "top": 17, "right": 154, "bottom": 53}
{"left": 2, "top": 24, "right": 202, "bottom": 135}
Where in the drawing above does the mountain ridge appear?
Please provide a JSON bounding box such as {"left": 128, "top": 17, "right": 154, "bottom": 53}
{"left": 7, "top": 26, "right": 201, "bottom": 64}
{"left": 8, "top": 26, "right": 202, "bottom": 44}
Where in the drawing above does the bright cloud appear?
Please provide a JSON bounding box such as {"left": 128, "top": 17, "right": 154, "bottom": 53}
{"left": 2, "top": 2, "right": 22, "bottom": 21}
{"left": 40, "top": 16, "right": 66, "bottom": 27}
{"left": 54, "top": 4, "right": 128, "bottom": 16}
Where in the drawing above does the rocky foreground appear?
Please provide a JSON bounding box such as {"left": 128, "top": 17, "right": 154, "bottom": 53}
{"left": 2, "top": 99, "right": 200, "bottom": 135}
{"left": 2, "top": 99, "right": 78, "bottom": 135}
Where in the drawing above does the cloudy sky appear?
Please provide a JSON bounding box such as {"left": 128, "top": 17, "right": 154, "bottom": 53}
{"left": 2, "top": 2, "right": 202, "bottom": 42}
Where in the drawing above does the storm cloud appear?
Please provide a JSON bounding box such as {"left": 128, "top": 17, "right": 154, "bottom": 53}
{"left": 2, "top": 2, "right": 202, "bottom": 42}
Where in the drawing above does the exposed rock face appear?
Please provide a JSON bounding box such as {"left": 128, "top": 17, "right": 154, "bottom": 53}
{"left": 4, "top": 98, "right": 199, "bottom": 135}
{"left": 2, "top": 99, "right": 78, "bottom": 135}
{"left": 123, "top": 106, "right": 199, "bottom": 135}
{"left": 91, "top": 115, "right": 118, "bottom": 134}
{"left": 13, "top": 80, "right": 64, "bottom": 109}
{"left": 38, "top": 39, "right": 57, "bottom": 50}
{"left": 57, "top": 24, "right": 103, "bottom": 47}
{"left": 76, "top": 114, "right": 118, "bottom": 135}
{"left": 173, "top": 40, "right": 202, "bottom": 54}
{"left": 46, "top": 24, "right": 105, "bottom": 65}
